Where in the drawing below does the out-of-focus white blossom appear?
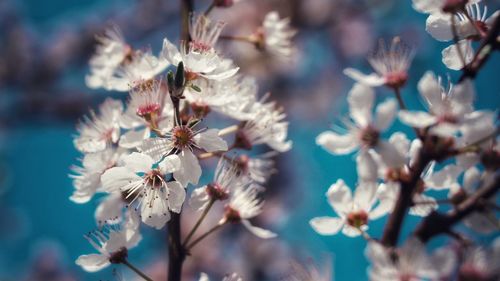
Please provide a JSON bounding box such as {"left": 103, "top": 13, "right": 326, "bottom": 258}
{"left": 344, "top": 38, "right": 414, "bottom": 89}
{"left": 199, "top": 272, "right": 243, "bottom": 281}
{"left": 366, "top": 238, "right": 453, "bottom": 281}
{"left": 253, "top": 11, "right": 296, "bottom": 59}
{"left": 224, "top": 184, "right": 277, "bottom": 239}
{"left": 74, "top": 98, "right": 123, "bottom": 153}
{"left": 316, "top": 83, "right": 401, "bottom": 167}
{"left": 75, "top": 218, "right": 141, "bottom": 272}
{"left": 310, "top": 180, "right": 390, "bottom": 237}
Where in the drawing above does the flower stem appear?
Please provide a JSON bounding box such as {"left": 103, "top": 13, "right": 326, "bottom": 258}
{"left": 393, "top": 87, "right": 406, "bottom": 110}
{"left": 218, "top": 124, "right": 240, "bottom": 136}
{"left": 122, "top": 259, "right": 154, "bottom": 281}
{"left": 219, "top": 35, "right": 254, "bottom": 43}
{"left": 183, "top": 198, "right": 216, "bottom": 247}
{"left": 186, "top": 220, "right": 226, "bottom": 250}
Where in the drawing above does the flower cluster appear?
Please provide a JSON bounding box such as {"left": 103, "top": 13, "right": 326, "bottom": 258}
{"left": 70, "top": 7, "right": 294, "bottom": 280}
{"left": 311, "top": 0, "right": 499, "bottom": 279}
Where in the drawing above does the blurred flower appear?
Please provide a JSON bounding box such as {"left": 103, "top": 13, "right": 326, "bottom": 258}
{"left": 344, "top": 37, "right": 414, "bottom": 89}
{"left": 252, "top": 11, "right": 296, "bottom": 59}
{"left": 74, "top": 98, "right": 123, "bottom": 153}
{"left": 76, "top": 218, "right": 141, "bottom": 272}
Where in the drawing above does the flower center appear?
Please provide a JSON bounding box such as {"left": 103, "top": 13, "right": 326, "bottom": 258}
{"left": 235, "top": 154, "right": 250, "bottom": 175}
{"left": 144, "top": 170, "right": 164, "bottom": 189}
{"left": 121, "top": 45, "right": 134, "bottom": 65}
{"left": 109, "top": 247, "right": 128, "bottom": 264}
{"left": 234, "top": 130, "right": 253, "bottom": 150}
{"left": 458, "top": 264, "right": 490, "bottom": 281}
{"left": 437, "top": 113, "right": 458, "bottom": 124}
{"left": 190, "top": 41, "right": 213, "bottom": 53}
{"left": 385, "top": 71, "right": 408, "bottom": 89}
{"left": 137, "top": 103, "right": 161, "bottom": 118}
{"left": 360, "top": 127, "right": 380, "bottom": 148}
{"left": 346, "top": 210, "right": 368, "bottom": 228}
{"left": 224, "top": 206, "right": 241, "bottom": 223}
{"left": 172, "top": 126, "right": 195, "bottom": 149}
{"left": 190, "top": 102, "right": 211, "bottom": 118}
{"left": 206, "top": 183, "right": 229, "bottom": 200}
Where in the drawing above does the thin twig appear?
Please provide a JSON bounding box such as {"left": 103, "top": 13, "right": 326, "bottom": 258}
{"left": 183, "top": 198, "right": 216, "bottom": 247}
{"left": 186, "top": 220, "right": 227, "bottom": 250}
{"left": 122, "top": 259, "right": 154, "bottom": 281}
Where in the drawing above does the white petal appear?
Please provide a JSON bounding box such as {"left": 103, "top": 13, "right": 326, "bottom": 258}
{"left": 119, "top": 128, "right": 150, "bottom": 148}
{"left": 374, "top": 99, "right": 398, "bottom": 132}
{"left": 241, "top": 219, "right": 277, "bottom": 239}
{"left": 138, "top": 137, "right": 172, "bottom": 162}
{"left": 451, "top": 78, "right": 474, "bottom": 105}
{"left": 194, "top": 129, "right": 228, "bottom": 152}
{"left": 463, "top": 167, "right": 480, "bottom": 192}
{"left": 174, "top": 149, "right": 202, "bottom": 186}
{"left": 76, "top": 254, "right": 110, "bottom": 272}
{"left": 412, "top": 0, "right": 445, "bottom": 13}
{"left": 343, "top": 68, "right": 385, "bottom": 86}
{"left": 158, "top": 154, "right": 181, "bottom": 174}
{"left": 189, "top": 186, "right": 210, "bottom": 212}
{"left": 342, "top": 225, "right": 362, "bottom": 237}
{"left": 347, "top": 83, "right": 375, "bottom": 127}
{"left": 167, "top": 181, "right": 185, "bottom": 213}
{"left": 141, "top": 190, "right": 171, "bottom": 229}
{"left": 425, "top": 164, "right": 462, "bottom": 190}
{"left": 316, "top": 131, "right": 359, "bottom": 155}
{"left": 101, "top": 167, "right": 141, "bottom": 193}
{"left": 398, "top": 110, "right": 437, "bottom": 128}
{"left": 161, "top": 38, "right": 182, "bottom": 65}
{"left": 326, "top": 179, "right": 352, "bottom": 215}
{"left": 199, "top": 273, "right": 210, "bottom": 281}
{"left": 94, "top": 193, "right": 125, "bottom": 225}
{"left": 442, "top": 41, "right": 474, "bottom": 71}
{"left": 357, "top": 151, "right": 378, "bottom": 182}
{"left": 374, "top": 141, "right": 406, "bottom": 168}
{"left": 418, "top": 71, "right": 444, "bottom": 110}
{"left": 354, "top": 181, "right": 377, "bottom": 211}
{"left": 309, "top": 217, "right": 344, "bottom": 235}
{"left": 122, "top": 152, "right": 154, "bottom": 173}
{"left": 426, "top": 13, "right": 453, "bottom": 41}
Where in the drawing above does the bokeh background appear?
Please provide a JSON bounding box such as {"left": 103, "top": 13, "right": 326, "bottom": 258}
{"left": 0, "top": 0, "right": 499, "bottom": 280}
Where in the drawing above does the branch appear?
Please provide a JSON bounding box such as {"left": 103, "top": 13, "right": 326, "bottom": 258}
{"left": 380, "top": 146, "right": 432, "bottom": 247}
{"left": 459, "top": 14, "right": 500, "bottom": 82}
{"left": 414, "top": 171, "right": 500, "bottom": 242}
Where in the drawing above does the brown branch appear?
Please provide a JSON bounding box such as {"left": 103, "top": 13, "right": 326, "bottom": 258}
{"left": 414, "top": 171, "right": 500, "bottom": 242}
{"left": 380, "top": 145, "right": 432, "bottom": 247}
{"left": 167, "top": 2, "right": 193, "bottom": 281}
{"left": 459, "top": 14, "right": 500, "bottom": 82}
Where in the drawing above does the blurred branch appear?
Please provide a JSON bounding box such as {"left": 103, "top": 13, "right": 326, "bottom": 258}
{"left": 414, "top": 171, "right": 500, "bottom": 242}
{"left": 459, "top": 14, "right": 500, "bottom": 82}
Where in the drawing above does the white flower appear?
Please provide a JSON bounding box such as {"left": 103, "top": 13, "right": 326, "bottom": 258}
{"left": 448, "top": 167, "right": 499, "bottom": 233}
{"left": 189, "top": 15, "right": 226, "bottom": 51}
{"left": 161, "top": 28, "right": 239, "bottom": 83}
{"left": 119, "top": 79, "right": 174, "bottom": 148}
{"left": 184, "top": 76, "right": 258, "bottom": 121}
{"left": 234, "top": 152, "right": 278, "bottom": 184}
{"left": 74, "top": 98, "right": 123, "bottom": 153}
{"left": 199, "top": 272, "right": 243, "bottom": 281}
{"left": 101, "top": 152, "right": 184, "bottom": 229}
{"left": 70, "top": 148, "right": 125, "bottom": 203}
{"left": 458, "top": 239, "right": 500, "bottom": 280}
{"left": 190, "top": 158, "right": 249, "bottom": 211}
{"left": 398, "top": 71, "right": 483, "bottom": 137}
{"left": 412, "top": 0, "right": 480, "bottom": 14}
{"left": 224, "top": 185, "right": 277, "bottom": 239}
{"left": 139, "top": 122, "right": 228, "bottom": 187}
{"left": 426, "top": 3, "right": 497, "bottom": 42}
{"left": 85, "top": 27, "right": 132, "bottom": 90}
{"left": 235, "top": 94, "right": 292, "bottom": 152}
{"left": 441, "top": 39, "right": 475, "bottom": 70}
{"left": 344, "top": 38, "right": 414, "bottom": 88}
{"left": 253, "top": 11, "right": 296, "bottom": 59}
{"left": 366, "top": 238, "right": 444, "bottom": 281}
{"left": 285, "top": 259, "right": 332, "bottom": 281}
{"left": 316, "top": 83, "right": 401, "bottom": 167}
{"left": 85, "top": 27, "right": 169, "bottom": 92}
{"left": 310, "top": 180, "right": 388, "bottom": 237}
{"left": 94, "top": 192, "right": 126, "bottom": 226}
{"left": 75, "top": 221, "right": 141, "bottom": 272}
